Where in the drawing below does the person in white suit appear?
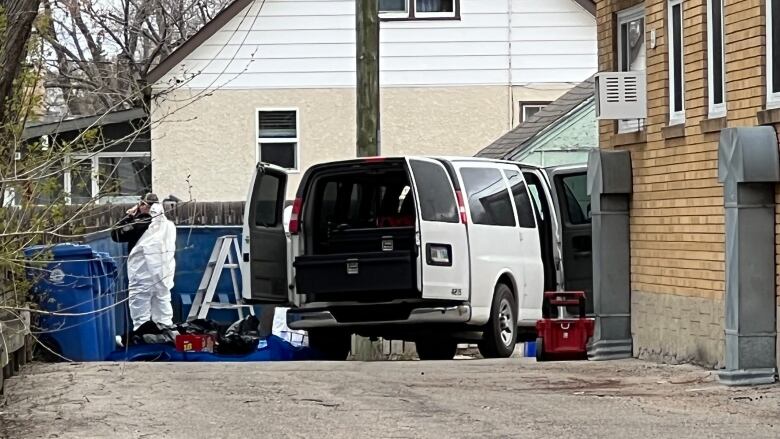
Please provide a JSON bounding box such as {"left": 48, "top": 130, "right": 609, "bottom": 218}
{"left": 127, "top": 201, "right": 177, "bottom": 330}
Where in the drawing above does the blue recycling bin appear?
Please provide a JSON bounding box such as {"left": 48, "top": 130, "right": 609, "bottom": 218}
{"left": 93, "top": 252, "right": 118, "bottom": 358}
{"left": 25, "top": 244, "right": 119, "bottom": 361}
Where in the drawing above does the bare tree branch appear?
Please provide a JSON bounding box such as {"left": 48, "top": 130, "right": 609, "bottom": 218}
{"left": 37, "top": 0, "right": 232, "bottom": 116}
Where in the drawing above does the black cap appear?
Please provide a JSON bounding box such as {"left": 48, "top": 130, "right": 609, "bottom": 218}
{"left": 141, "top": 193, "right": 159, "bottom": 204}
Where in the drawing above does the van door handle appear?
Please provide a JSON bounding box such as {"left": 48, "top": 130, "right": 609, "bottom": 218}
{"left": 243, "top": 253, "right": 250, "bottom": 262}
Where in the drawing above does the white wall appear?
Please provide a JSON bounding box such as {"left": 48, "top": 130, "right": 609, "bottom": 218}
{"left": 152, "top": 0, "right": 597, "bottom": 90}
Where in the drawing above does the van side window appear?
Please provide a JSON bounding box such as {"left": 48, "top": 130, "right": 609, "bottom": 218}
{"left": 459, "top": 167, "right": 516, "bottom": 227}
{"left": 254, "top": 172, "right": 281, "bottom": 227}
{"left": 527, "top": 185, "right": 545, "bottom": 221}
{"left": 409, "top": 160, "right": 459, "bottom": 223}
{"left": 504, "top": 170, "right": 536, "bottom": 228}
{"left": 556, "top": 173, "right": 591, "bottom": 225}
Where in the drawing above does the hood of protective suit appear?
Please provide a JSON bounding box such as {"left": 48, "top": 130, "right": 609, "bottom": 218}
{"left": 128, "top": 203, "right": 177, "bottom": 289}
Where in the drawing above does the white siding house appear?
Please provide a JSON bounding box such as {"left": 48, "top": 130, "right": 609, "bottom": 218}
{"left": 150, "top": 0, "right": 597, "bottom": 201}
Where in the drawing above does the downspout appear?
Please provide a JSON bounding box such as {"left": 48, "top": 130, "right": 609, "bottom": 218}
{"left": 507, "top": 0, "right": 514, "bottom": 129}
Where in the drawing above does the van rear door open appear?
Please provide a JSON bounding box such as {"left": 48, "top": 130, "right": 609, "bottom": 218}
{"left": 406, "top": 158, "right": 470, "bottom": 300}
{"left": 242, "top": 163, "right": 293, "bottom": 305}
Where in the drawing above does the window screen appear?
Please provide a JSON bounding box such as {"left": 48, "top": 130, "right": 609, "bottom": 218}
{"left": 254, "top": 172, "right": 282, "bottom": 227}
{"left": 409, "top": 160, "right": 458, "bottom": 223}
{"left": 505, "top": 170, "right": 536, "bottom": 228}
{"left": 460, "top": 167, "right": 516, "bottom": 227}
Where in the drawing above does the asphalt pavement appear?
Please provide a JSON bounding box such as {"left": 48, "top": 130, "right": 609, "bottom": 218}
{"left": 1, "top": 358, "right": 779, "bottom": 438}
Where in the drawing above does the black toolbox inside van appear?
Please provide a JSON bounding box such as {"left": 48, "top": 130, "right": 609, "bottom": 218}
{"left": 294, "top": 250, "right": 416, "bottom": 295}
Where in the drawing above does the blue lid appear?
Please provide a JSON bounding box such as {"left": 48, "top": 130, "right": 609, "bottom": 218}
{"left": 24, "top": 243, "right": 95, "bottom": 259}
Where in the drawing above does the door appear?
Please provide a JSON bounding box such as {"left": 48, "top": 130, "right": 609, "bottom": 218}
{"left": 454, "top": 163, "right": 524, "bottom": 321}
{"left": 547, "top": 167, "right": 594, "bottom": 313}
{"left": 406, "top": 158, "right": 470, "bottom": 300}
{"left": 242, "top": 164, "right": 292, "bottom": 304}
{"left": 521, "top": 168, "right": 562, "bottom": 293}
{"left": 503, "top": 169, "right": 544, "bottom": 322}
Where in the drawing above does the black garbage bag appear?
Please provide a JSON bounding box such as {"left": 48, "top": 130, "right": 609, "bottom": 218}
{"left": 177, "top": 319, "right": 229, "bottom": 338}
{"left": 217, "top": 315, "right": 261, "bottom": 355}
{"left": 131, "top": 320, "right": 178, "bottom": 345}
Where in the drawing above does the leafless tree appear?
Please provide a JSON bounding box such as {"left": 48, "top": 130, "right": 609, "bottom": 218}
{"left": 37, "top": 0, "right": 231, "bottom": 115}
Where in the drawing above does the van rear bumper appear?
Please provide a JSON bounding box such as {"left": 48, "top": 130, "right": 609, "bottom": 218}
{"left": 287, "top": 303, "right": 471, "bottom": 330}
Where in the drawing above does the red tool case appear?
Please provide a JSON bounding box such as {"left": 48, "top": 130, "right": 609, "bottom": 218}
{"left": 175, "top": 334, "right": 215, "bottom": 353}
{"left": 535, "top": 291, "right": 594, "bottom": 362}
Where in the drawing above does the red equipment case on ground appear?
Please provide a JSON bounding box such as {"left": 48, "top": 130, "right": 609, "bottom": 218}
{"left": 535, "top": 291, "right": 594, "bottom": 362}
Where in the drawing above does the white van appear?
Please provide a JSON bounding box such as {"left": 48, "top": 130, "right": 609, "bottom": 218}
{"left": 242, "top": 157, "right": 591, "bottom": 360}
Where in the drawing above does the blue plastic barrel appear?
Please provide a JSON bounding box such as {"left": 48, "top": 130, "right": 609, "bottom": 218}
{"left": 523, "top": 341, "right": 537, "bottom": 358}
{"left": 25, "top": 244, "right": 117, "bottom": 361}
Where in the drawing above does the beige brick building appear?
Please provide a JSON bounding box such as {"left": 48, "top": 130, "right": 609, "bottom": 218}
{"left": 596, "top": 0, "right": 780, "bottom": 370}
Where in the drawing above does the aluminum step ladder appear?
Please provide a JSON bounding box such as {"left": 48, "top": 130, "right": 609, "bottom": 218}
{"left": 187, "top": 235, "right": 255, "bottom": 321}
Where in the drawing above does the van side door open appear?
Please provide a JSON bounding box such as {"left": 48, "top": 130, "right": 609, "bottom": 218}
{"left": 406, "top": 158, "right": 470, "bottom": 300}
{"left": 547, "top": 167, "right": 593, "bottom": 313}
{"left": 242, "top": 164, "right": 292, "bottom": 304}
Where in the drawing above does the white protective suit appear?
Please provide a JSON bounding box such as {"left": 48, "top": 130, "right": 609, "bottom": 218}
{"left": 127, "top": 203, "right": 177, "bottom": 330}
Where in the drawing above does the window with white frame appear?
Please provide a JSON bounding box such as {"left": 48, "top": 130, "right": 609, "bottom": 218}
{"left": 68, "top": 153, "right": 152, "bottom": 205}
{"left": 767, "top": 0, "right": 780, "bottom": 107}
{"left": 617, "top": 5, "right": 646, "bottom": 132}
{"left": 707, "top": 0, "right": 726, "bottom": 117}
{"left": 379, "top": 0, "right": 458, "bottom": 20}
{"left": 257, "top": 109, "right": 298, "bottom": 171}
{"left": 668, "top": 0, "right": 685, "bottom": 124}
{"left": 520, "top": 103, "right": 548, "bottom": 122}
{"left": 3, "top": 154, "right": 151, "bottom": 206}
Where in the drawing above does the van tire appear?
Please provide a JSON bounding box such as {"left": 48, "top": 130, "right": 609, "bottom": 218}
{"left": 415, "top": 337, "right": 457, "bottom": 361}
{"left": 308, "top": 329, "right": 351, "bottom": 361}
{"left": 478, "top": 283, "right": 517, "bottom": 359}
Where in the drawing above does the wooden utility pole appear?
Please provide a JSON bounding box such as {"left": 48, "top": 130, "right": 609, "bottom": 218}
{"left": 355, "top": 0, "right": 380, "bottom": 157}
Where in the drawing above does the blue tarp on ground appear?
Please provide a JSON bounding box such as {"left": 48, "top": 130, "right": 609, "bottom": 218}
{"left": 106, "top": 335, "right": 316, "bottom": 362}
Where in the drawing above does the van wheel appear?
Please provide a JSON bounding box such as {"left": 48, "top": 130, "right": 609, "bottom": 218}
{"left": 308, "top": 330, "right": 351, "bottom": 361}
{"left": 415, "top": 337, "right": 457, "bottom": 361}
{"left": 478, "top": 283, "right": 517, "bottom": 359}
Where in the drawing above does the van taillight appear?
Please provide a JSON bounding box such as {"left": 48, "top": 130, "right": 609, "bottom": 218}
{"left": 455, "top": 191, "right": 468, "bottom": 224}
{"left": 289, "top": 197, "right": 302, "bottom": 234}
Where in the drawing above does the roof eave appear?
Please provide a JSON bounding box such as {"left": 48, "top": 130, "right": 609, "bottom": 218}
{"left": 147, "top": 0, "right": 254, "bottom": 85}
{"left": 22, "top": 108, "right": 148, "bottom": 140}
{"left": 572, "top": 0, "right": 597, "bottom": 17}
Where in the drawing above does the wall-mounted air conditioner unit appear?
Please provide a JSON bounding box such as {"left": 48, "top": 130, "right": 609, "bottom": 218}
{"left": 595, "top": 71, "right": 647, "bottom": 120}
